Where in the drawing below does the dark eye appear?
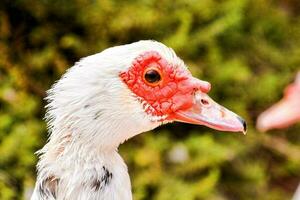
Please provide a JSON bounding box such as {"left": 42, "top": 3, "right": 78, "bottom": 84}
{"left": 144, "top": 69, "right": 161, "bottom": 84}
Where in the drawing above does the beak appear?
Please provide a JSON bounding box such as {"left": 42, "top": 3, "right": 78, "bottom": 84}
{"left": 256, "top": 76, "right": 300, "bottom": 132}
{"left": 172, "top": 91, "right": 247, "bottom": 134}
{"left": 256, "top": 99, "right": 299, "bottom": 132}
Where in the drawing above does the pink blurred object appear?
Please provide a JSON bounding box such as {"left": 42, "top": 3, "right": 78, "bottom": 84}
{"left": 256, "top": 72, "right": 300, "bottom": 132}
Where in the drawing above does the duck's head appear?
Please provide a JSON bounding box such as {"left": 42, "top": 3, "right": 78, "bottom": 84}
{"left": 257, "top": 72, "right": 300, "bottom": 132}
{"left": 46, "top": 40, "right": 246, "bottom": 150}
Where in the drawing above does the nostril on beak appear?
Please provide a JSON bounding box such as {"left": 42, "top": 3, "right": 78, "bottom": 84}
{"left": 237, "top": 116, "right": 247, "bottom": 133}
{"left": 200, "top": 98, "right": 209, "bottom": 106}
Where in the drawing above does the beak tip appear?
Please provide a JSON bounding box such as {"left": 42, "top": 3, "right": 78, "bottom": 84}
{"left": 237, "top": 116, "right": 247, "bottom": 134}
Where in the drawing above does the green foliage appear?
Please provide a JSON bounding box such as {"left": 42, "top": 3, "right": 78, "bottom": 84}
{"left": 0, "top": 0, "right": 300, "bottom": 199}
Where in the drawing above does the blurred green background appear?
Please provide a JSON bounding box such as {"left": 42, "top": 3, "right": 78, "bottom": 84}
{"left": 0, "top": 0, "right": 300, "bottom": 199}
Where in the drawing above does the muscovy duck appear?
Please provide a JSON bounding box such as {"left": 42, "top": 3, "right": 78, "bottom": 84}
{"left": 31, "top": 40, "right": 246, "bottom": 200}
{"left": 257, "top": 72, "right": 300, "bottom": 132}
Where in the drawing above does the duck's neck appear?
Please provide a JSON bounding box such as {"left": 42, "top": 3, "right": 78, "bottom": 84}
{"left": 33, "top": 133, "right": 133, "bottom": 200}
{"left": 33, "top": 94, "right": 159, "bottom": 200}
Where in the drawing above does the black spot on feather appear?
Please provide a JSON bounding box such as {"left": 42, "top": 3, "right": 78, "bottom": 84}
{"left": 94, "top": 110, "right": 103, "bottom": 120}
{"left": 37, "top": 175, "right": 59, "bottom": 199}
{"left": 102, "top": 166, "right": 113, "bottom": 185}
{"left": 91, "top": 166, "right": 113, "bottom": 191}
{"left": 92, "top": 179, "right": 101, "bottom": 191}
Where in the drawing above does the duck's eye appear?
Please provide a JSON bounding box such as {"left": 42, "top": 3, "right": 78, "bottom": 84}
{"left": 144, "top": 69, "right": 161, "bottom": 84}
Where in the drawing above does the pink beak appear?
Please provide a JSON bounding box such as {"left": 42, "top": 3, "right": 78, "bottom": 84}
{"left": 256, "top": 72, "right": 300, "bottom": 132}
{"left": 173, "top": 91, "right": 247, "bottom": 134}
{"left": 256, "top": 99, "right": 300, "bottom": 132}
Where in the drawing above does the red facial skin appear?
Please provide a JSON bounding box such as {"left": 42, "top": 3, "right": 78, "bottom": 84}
{"left": 119, "top": 51, "right": 211, "bottom": 119}
{"left": 120, "top": 51, "right": 246, "bottom": 133}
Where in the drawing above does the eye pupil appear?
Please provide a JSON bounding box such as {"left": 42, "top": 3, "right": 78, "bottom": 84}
{"left": 145, "top": 69, "right": 161, "bottom": 83}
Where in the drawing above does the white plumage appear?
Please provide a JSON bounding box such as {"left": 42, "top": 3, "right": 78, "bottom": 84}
{"left": 31, "top": 41, "right": 184, "bottom": 200}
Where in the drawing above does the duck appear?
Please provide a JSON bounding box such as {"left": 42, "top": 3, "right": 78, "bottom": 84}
{"left": 257, "top": 72, "right": 300, "bottom": 132}
{"left": 31, "top": 40, "right": 246, "bottom": 200}
{"left": 256, "top": 72, "right": 300, "bottom": 200}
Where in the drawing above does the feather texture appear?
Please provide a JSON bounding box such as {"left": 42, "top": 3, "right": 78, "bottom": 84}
{"left": 32, "top": 41, "right": 185, "bottom": 200}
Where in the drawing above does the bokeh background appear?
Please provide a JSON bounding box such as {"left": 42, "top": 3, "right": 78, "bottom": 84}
{"left": 0, "top": 0, "right": 300, "bottom": 199}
